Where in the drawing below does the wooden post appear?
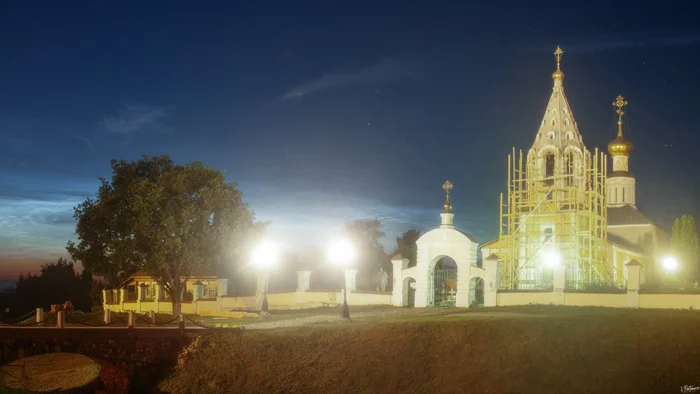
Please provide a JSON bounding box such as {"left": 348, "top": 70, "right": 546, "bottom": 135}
{"left": 149, "top": 310, "right": 155, "bottom": 327}
{"left": 179, "top": 314, "right": 185, "bottom": 331}
{"left": 103, "top": 309, "right": 111, "bottom": 324}
{"left": 56, "top": 311, "right": 65, "bottom": 328}
{"left": 127, "top": 311, "right": 135, "bottom": 329}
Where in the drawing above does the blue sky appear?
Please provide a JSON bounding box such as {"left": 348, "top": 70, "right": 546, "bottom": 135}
{"left": 1, "top": 1, "right": 700, "bottom": 279}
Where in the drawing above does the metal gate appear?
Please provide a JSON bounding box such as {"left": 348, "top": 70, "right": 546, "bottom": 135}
{"left": 429, "top": 268, "right": 457, "bottom": 307}
{"left": 407, "top": 278, "right": 416, "bottom": 307}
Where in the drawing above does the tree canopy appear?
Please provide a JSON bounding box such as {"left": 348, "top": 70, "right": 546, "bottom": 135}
{"left": 395, "top": 229, "right": 421, "bottom": 267}
{"left": 67, "top": 155, "right": 264, "bottom": 314}
{"left": 343, "top": 219, "right": 390, "bottom": 289}
{"left": 670, "top": 215, "right": 699, "bottom": 284}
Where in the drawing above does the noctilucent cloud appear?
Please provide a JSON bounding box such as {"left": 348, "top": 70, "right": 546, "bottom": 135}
{"left": 1, "top": 2, "right": 699, "bottom": 280}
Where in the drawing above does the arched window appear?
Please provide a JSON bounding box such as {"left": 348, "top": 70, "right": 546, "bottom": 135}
{"left": 564, "top": 118, "right": 570, "bottom": 126}
{"left": 565, "top": 152, "right": 575, "bottom": 186}
{"left": 545, "top": 153, "right": 555, "bottom": 186}
{"left": 615, "top": 188, "right": 618, "bottom": 203}
{"left": 551, "top": 118, "right": 556, "bottom": 126}
{"left": 544, "top": 227, "right": 553, "bottom": 243}
{"left": 547, "top": 131, "right": 555, "bottom": 140}
{"left": 622, "top": 188, "right": 625, "bottom": 202}
{"left": 566, "top": 131, "right": 573, "bottom": 140}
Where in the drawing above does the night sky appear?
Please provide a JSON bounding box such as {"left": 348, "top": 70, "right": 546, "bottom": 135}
{"left": 2, "top": 2, "right": 699, "bottom": 282}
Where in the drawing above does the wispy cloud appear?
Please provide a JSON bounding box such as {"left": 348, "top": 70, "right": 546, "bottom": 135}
{"left": 527, "top": 33, "right": 700, "bottom": 54}
{"left": 71, "top": 133, "right": 95, "bottom": 153}
{"left": 99, "top": 103, "right": 173, "bottom": 135}
{"left": 281, "top": 59, "right": 412, "bottom": 100}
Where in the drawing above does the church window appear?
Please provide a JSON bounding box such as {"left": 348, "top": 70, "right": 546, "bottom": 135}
{"left": 544, "top": 227, "right": 553, "bottom": 243}
{"left": 615, "top": 188, "right": 618, "bottom": 203}
{"left": 565, "top": 152, "right": 575, "bottom": 185}
{"left": 547, "top": 131, "right": 555, "bottom": 140}
{"left": 545, "top": 154, "right": 555, "bottom": 185}
{"left": 551, "top": 118, "right": 556, "bottom": 126}
{"left": 566, "top": 131, "right": 573, "bottom": 140}
{"left": 564, "top": 118, "right": 570, "bottom": 126}
{"left": 563, "top": 108, "right": 568, "bottom": 115}
{"left": 622, "top": 188, "right": 625, "bottom": 201}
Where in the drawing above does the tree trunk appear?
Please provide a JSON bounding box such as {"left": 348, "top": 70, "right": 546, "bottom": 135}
{"left": 170, "top": 285, "right": 182, "bottom": 316}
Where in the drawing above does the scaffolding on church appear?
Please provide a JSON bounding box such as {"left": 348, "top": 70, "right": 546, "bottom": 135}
{"left": 498, "top": 147, "right": 612, "bottom": 290}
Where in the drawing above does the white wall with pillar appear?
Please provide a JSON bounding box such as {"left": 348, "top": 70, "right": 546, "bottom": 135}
{"left": 297, "top": 270, "right": 311, "bottom": 292}
{"left": 344, "top": 269, "right": 358, "bottom": 293}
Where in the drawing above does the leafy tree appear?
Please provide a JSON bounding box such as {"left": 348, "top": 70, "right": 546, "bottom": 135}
{"left": 12, "top": 258, "right": 93, "bottom": 314}
{"left": 67, "top": 155, "right": 264, "bottom": 315}
{"left": 670, "top": 215, "right": 700, "bottom": 284}
{"left": 395, "top": 229, "right": 421, "bottom": 267}
{"left": 343, "top": 219, "right": 390, "bottom": 290}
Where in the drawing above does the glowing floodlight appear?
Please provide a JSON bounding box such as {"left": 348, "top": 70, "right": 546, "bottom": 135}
{"left": 251, "top": 239, "right": 278, "bottom": 269}
{"left": 327, "top": 237, "right": 356, "bottom": 266}
{"left": 662, "top": 255, "right": 678, "bottom": 272}
{"left": 543, "top": 251, "right": 561, "bottom": 268}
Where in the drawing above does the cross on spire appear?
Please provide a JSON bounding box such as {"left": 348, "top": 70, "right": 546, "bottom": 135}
{"left": 554, "top": 46, "right": 563, "bottom": 71}
{"left": 442, "top": 180, "right": 453, "bottom": 213}
{"left": 613, "top": 95, "right": 628, "bottom": 137}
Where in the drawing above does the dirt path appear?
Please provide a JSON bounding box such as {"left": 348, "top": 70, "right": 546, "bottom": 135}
{"left": 241, "top": 308, "right": 425, "bottom": 330}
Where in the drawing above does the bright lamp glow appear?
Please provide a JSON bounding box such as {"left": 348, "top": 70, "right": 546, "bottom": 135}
{"left": 251, "top": 240, "right": 278, "bottom": 269}
{"left": 327, "top": 237, "right": 356, "bottom": 266}
{"left": 543, "top": 251, "right": 561, "bottom": 268}
{"left": 662, "top": 255, "right": 678, "bottom": 272}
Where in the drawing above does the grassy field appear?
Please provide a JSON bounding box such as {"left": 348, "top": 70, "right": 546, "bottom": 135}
{"left": 159, "top": 305, "right": 700, "bottom": 394}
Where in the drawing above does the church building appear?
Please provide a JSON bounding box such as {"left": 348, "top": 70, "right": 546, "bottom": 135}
{"left": 481, "top": 46, "right": 668, "bottom": 290}
{"left": 393, "top": 46, "right": 668, "bottom": 307}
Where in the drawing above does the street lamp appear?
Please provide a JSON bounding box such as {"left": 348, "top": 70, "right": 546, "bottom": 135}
{"left": 251, "top": 239, "right": 279, "bottom": 315}
{"left": 543, "top": 250, "right": 561, "bottom": 268}
{"left": 327, "top": 237, "right": 356, "bottom": 321}
{"left": 663, "top": 255, "right": 679, "bottom": 272}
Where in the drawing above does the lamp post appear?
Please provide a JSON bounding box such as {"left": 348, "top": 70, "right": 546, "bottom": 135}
{"left": 251, "top": 239, "right": 278, "bottom": 315}
{"left": 327, "top": 237, "right": 356, "bottom": 321}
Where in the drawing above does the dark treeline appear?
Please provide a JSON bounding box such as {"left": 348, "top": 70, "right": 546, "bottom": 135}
{"left": 1, "top": 258, "right": 101, "bottom": 318}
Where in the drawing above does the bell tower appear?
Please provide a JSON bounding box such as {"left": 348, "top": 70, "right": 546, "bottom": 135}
{"left": 607, "top": 95, "right": 636, "bottom": 209}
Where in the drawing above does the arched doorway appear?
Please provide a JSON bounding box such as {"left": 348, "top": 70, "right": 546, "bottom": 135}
{"left": 428, "top": 256, "right": 457, "bottom": 307}
{"left": 469, "top": 277, "right": 484, "bottom": 307}
{"left": 403, "top": 277, "right": 416, "bottom": 307}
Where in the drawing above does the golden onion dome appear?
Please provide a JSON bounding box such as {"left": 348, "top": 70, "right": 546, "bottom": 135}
{"left": 443, "top": 201, "right": 452, "bottom": 213}
{"left": 608, "top": 135, "right": 633, "bottom": 156}
{"left": 552, "top": 69, "right": 565, "bottom": 84}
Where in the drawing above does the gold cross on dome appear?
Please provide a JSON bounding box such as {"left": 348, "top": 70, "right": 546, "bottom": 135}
{"left": 442, "top": 180, "right": 453, "bottom": 199}
{"left": 613, "top": 95, "right": 628, "bottom": 117}
{"left": 554, "top": 46, "right": 563, "bottom": 70}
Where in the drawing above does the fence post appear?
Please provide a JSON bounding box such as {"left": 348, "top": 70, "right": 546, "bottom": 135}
{"left": 296, "top": 271, "right": 311, "bottom": 292}
{"left": 127, "top": 311, "right": 135, "bottom": 329}
{"left": 625, "top": 260, "right": 642, "bottom": 308}
{"left": 149, "top": 310, "right": 155, "bottom": 327}
{"left": 179, "top": 314, "right": 185, "bottom": 331}
{"left": 35, "top": 308, "right": 43, "bottom": 324}
{"left": 56, "top": 311, "right": 65, "bottom": 328}
{"left": 552, "top": 264, "right": 566, "bottom": 305}
{"left": 104, "top": 309, "right": 111, "bottom": 324}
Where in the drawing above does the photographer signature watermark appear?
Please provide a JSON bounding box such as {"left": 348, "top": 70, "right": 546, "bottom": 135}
{"left": 681, "top": 385, "right": 700, "bottom": 393}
